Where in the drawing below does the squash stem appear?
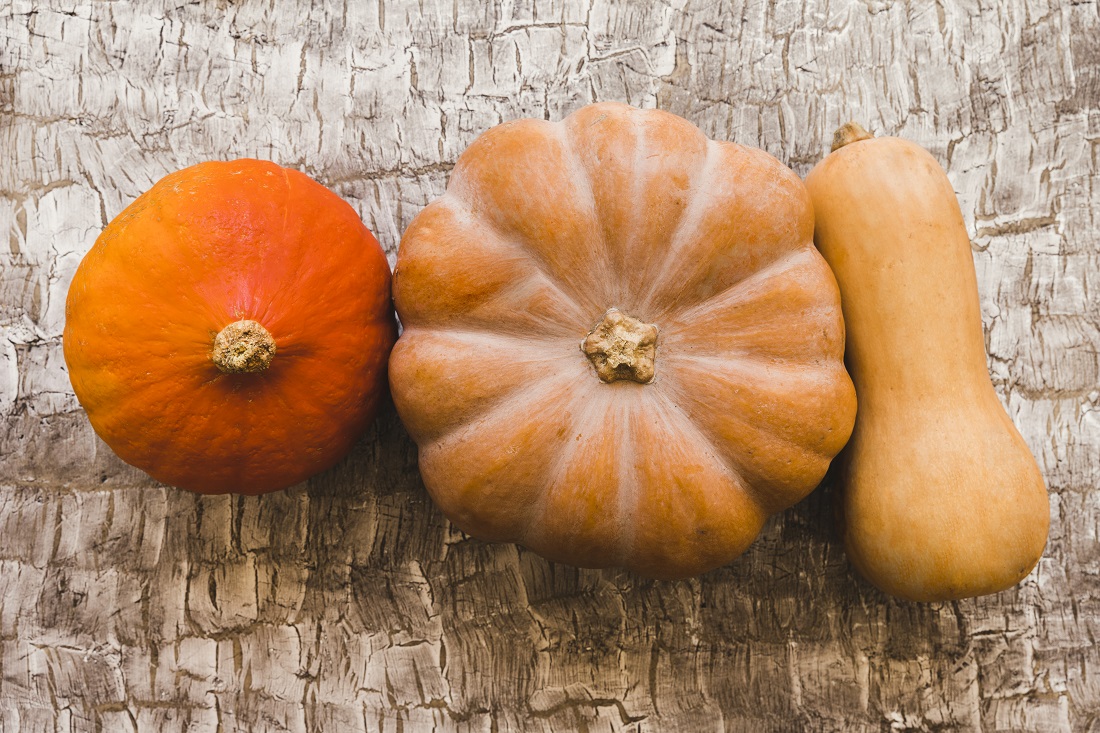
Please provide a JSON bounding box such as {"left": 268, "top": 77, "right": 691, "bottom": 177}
{"left": 831, "top": 122, "right": 874, "bottom": 151}
{"left": 581, "top": 308, "right": 658, "bottom": 384}
{"left": 212, "top": 319, "right": 276, "bottom": 374}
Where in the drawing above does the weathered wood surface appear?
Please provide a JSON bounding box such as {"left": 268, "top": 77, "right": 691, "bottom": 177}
{"left": 1, "top": 0, "right": 1097, "bottom": 730}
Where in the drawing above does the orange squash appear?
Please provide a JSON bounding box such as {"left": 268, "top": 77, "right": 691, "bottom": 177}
{"left": 389, "top": 103, "right": 857, "bottom": 578}
{"left": 64, "top": 159, "right": 396, "bottom": 494}
{"left": 806, "top": 123, "right": 1049, "bottom": 600}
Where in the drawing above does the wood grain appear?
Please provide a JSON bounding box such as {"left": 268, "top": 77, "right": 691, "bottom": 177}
{"left": 1, "top": 0, "right": 1097, "bottom": 730}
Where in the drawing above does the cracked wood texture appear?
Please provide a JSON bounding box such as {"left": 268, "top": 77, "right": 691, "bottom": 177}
{"left": 1, "top": 0, "right": 1097, "bottom": 731}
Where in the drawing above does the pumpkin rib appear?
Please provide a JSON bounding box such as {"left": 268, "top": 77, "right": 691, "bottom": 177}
{"left": 400, "top": 196, "right": 592, "bottom": 335}
{"left": 417, "top": 373, "right": 591, "bottom": 543}
{"left": 265, "top": 294, "right": 395, "bottom": 358}
{"left": 660, "top": 357, "right": 855, "bottom": 513}
{"left": 64, "top": 277, "right": 219, "bottom": 417}
{"left": 562, "top": 103, "right": 713, "bottom": 314}
{"left": 497, "top": 277, "right": 588, "bottom": 338}
{"left": 95, "top": 353, "right": 360, "bottom": 493}
{"left": 660, "top": 245, "right": 846, "bottom": 362}
{"left": 172, "top": 350, "right": 382, "bottom": 493}
{"left": 659, "top": 244, "right": 811, "bottom": 328}
{"left": 389, "top": 326, "right": 585, "bottom": 444}
{"left": 252, "top": 166, "right": 311, "bottom": 327}
{"left": 516, "top": 388, "right": 635, "bottom": 569}
{"left": 675, "top": 354, "right": 855, "bottom": 448}
{"left": 245, "top": 361, "right": 375, "bottom": 487}
{"left": 170, "top": 381, "right": 262, "bottom": 490}
{"left": 632, "top": 127, "right": 716, "bottom": 316}
{"left": 86, "top": 371, "right": 250, "bottom": 491}
{"left": 651, "top": 389, "right": 773, "bottom": 515}
{"left": 256, "top": 171, "right": 390, "bottom": 337}
{"left": 71, "top": 195, "right": 224, "bottom": 328}
{"left": 611, "top": 398, "right": 641, "bottom": 569}
{"left": 624, "top": 389, "right": 768, "bottom": 577}
{"left": 633, "top": 137, "right": 720, "bottom": 317}
{"left": 554, "top": 117, "right": 617, "bottom": 305}
{"left": 446, "top": 211, "right": 592, "bottom": 325}
{"left": 152, "top": 166, "right": 287, "bottom": 324}
{"left": 279, "top": 166, "right": 292, "bottom": 233}
{"left": 418, "top": 365, "right": 591, "bottom": 457}
{"left": 613, "top": 104, "right": 648, "bottom": 305}
{"left": 443, "top": 119, "right": 608, "bottom": 316}
{"left": 643, "top": 142, "right": 815, "bottom": 320}
{"left": 560, "top": 103, "right": 640, "bottom": 309}
{"left": 398, "top": 325, "right": 577, "bottom": 355}
{"left": 149, "top": 166, "right": 305, "bottom": 336}
{"left": 84, "top": 379, "right": 187, "bottom": 473}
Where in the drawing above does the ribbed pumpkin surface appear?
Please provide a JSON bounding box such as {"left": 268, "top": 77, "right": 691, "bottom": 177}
{"left": 391, "top": 103, "right": 856, "bottom": 578}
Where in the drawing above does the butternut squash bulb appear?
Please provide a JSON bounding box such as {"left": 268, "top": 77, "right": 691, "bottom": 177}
{"left": 805, "top": 123, "right": 1049, "bottom": 601}
{"left": 390, "top": 103, "right": 857, "bottom": 578}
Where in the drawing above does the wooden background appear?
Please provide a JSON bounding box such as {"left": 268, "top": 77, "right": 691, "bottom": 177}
{"left": 2, "top": 0, "right": 1098, "bottom": 730}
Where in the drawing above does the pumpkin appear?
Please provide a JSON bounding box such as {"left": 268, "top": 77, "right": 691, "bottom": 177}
{"left": 805, "top": 123, "right": 1049, "bottom": 601}
{"left": 389, "top": 102, "right": 857, "bottom": 579}
{"left": 64, "top": 159, "right": 396, "bottom": 495}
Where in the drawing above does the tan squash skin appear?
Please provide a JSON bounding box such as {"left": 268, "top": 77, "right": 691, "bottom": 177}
{"left": 805, "top": 124, "right": 1050, "bottom": 601}
{"left": 391, "top": 103, "right": 857, "bottom": 579}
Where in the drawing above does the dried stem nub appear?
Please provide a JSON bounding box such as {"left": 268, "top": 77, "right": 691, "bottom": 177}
{"left": 582, "top": 309, "right": 658, "bottom": 384}
{"left": 212, "top": 319, "right": 276, "bottom": 374}
{"left": 831, "top": 121, "right": 874, "bottom": 151}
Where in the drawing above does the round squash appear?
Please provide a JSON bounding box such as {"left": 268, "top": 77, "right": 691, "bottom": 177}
{"left": 64, "top": 159, "right": 396, "bottom": 494}
{"left": 390, "top": 103, "right": 857, "bottom": 579}
{"left": 805, "top": 123, "right": 1049, "bottom": 600}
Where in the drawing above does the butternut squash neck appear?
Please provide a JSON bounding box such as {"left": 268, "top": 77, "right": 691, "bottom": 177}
{"left": 821, "top": 124, "right": 991, "bottom": 397}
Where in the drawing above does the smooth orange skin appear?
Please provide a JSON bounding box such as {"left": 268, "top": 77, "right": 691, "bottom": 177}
{"left": 390, "top": 103, "right": 858, "bottom": 579}
{"left": 806, "top": 134, "right": 1050, "bottom": 601}
{"left": 64, "top": 160, "right": 397, "bottom": 494}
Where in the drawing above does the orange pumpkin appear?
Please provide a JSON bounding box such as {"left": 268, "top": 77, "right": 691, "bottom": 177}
{"left": 389, "top": 103, "right": 857, "bottom": 578}
{"left": 64, "top": 159, "right": 396, "bottom": 494}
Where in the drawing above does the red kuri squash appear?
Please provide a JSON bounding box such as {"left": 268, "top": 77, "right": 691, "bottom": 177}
{"left": 64, "top": 159, "right": 396, "bottom": 494}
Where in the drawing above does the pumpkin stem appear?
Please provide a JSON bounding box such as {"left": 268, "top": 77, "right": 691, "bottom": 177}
{"left": 212, "top": 319, "right": 276, "bottom": 374}
{"left": 831, "top": 122, "right": 874, "bottom": 151}
{"left": 582, "top": 309, "right": 658, "bottom": 384}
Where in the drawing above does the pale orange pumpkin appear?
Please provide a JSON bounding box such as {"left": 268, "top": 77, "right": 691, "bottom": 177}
{"left": 390, "top": 103, "right": 857, "bottom": 578}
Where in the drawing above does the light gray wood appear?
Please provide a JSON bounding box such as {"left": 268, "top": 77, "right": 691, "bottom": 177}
{"left": 1, "top": 0, "right": 1097, "bottom": 730}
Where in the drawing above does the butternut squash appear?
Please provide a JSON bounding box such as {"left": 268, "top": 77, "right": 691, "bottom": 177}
{"left": 805, "top": 123, "right": 1049, "bottom": 601}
